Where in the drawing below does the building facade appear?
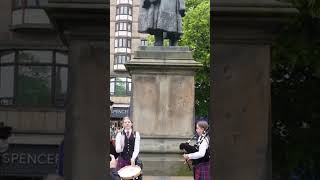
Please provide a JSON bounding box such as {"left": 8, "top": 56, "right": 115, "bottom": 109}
{"left": 0, "top": 0, "right": 146, "bottom": 178}
{"left": 110, "top": 0, "right": 146, "bottom": 129}
{"left": 0, "top": 0, "right": 66, "bottom": 179}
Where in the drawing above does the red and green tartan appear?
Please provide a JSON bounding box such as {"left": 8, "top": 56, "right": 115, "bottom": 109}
{"left": 194, "top": 161, "right": 210, "bottom": 180}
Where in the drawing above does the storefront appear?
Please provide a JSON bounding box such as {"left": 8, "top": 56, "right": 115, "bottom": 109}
{"left": 0, "top": 144, "right": 59, "bottom": 179}
{"left": 111, "top": 106, "right": 130, "bottom": 128}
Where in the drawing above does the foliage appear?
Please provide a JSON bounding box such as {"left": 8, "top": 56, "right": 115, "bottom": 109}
{"left": 272, "top": 0, "right": 320, "bottom": 178}
{"left": 180, "top": 0, "right": 210, "bottom": 116}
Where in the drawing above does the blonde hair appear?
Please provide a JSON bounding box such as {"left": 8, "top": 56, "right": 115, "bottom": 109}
{"left": 122, "top": 116, "right": 132, "bottom": 123}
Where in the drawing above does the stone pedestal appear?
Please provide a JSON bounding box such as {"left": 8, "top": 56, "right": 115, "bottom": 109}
{"left": 125, "top": 46, "right": 202, "bottom": 175}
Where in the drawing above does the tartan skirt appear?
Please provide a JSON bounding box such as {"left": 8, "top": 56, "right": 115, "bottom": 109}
{"left": 116, "top": 156, "right": 131, "bottom": 171}
{"left": 194, "top": 161, "right": 210, "bottom": 180}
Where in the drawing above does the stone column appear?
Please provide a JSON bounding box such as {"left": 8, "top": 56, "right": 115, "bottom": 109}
{"left": 125, "top": 46, "right": 202, "bottom": 175}
{"left": 45, "top": 2, "right": 109, "bottom": 180}
{"left": 211, "top": 1, "right": 297, "bottom": 180}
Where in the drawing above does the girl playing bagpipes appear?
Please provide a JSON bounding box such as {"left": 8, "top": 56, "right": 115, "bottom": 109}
{"left": 182, "top": 121, "right": 210, "bottom": 180}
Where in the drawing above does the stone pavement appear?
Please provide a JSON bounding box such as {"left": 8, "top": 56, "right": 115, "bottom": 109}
{"left": 45, "top": 175, "right": 194, "bottom": 180}
{"left": 143, "top": 176, "right": 193, "bottom": 180}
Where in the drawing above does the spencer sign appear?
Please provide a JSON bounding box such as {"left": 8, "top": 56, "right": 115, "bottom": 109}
{"left": 1, "top": 152, "right": 59, "bottom": 165}
{"left": 0, "top": 144, "right": 60, "bottom": 177}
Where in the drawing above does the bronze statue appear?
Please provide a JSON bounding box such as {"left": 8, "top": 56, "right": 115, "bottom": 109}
{"left": 138, "top": 0, "right": 185, "bottom": 46}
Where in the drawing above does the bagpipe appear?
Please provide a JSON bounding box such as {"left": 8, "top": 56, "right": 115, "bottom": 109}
{"left": 179, "top": 129, "right": 210, "bottom": 167}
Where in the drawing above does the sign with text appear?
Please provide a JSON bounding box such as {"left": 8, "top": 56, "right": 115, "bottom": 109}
{"left": 111, "top": 107, "right": 129, "bottom": 118}
{"left": 0, "top": 144, "right": 59, "bottom": 177}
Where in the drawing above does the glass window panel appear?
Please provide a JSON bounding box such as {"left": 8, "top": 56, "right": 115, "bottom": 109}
{"left": 24, "top": 9, "right": 50, "bottom": 24}
{"left": 120, "top": 6, "right": 124, "bottom": 14}
{"left": 128, "top": 82, "right": 132, "bottom": 92}
{"left": 18, "top": 50, "right": 52, "bottom": 63}
{"left": 128, "top": 39, "right": 131, "bottom": 48}
{"left": 0, "top": 52, "right": 15, "bottom": 63}
{"left": 119, "top": 39, "right": 123, "bottom": 47}
{"left": 123, "top": 23, "right": 127, "bottom": 30}
{"left": 120, "top": 23, "right": 124, "bottom": 30}
{"left": 16, "top": 65, "right": 52, "bottom": 105}
{"left": 38, "top": 0, "right": 48, "bottom": 6}
{"left": 115, "top": 78, "right": 126, "bottom": 96}
{"left": 0, "top": 66, "right": 14, "bottom": 105}
{"left": 56, "top": 52, "right": 68, "bottom": 65}
{"left": 128, "top": 23, "right": 132, "bottom": 31}
{"left": 55, "top": 67, "right": 68, "bottom": 106}
{"left": 14, "top": 0, "right": 22, "bottom": 9}
{"left": 123, "top": 39, "right": 127, "bottom": 47}
{"left": 110, "top": 81, "right": 115, "bottom": 95}
{"left": 12, "top": 9, "right": 23, "bottom": 25}
{"left": 27, "top": 0, "right": 37, "bottom": 6}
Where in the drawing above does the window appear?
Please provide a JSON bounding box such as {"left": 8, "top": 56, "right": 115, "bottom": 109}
{"left": 116, "top": 5, "right": 132, "bottom": 15}
{"left": 110, "top": 77, "right": 132, "bottom": 96}
{"left": 0, "top": 50, "right": 68, "bottom": 107}
{"left": 114, "top": 54, "right": 131, "bottom": 65}
{"left": 140, "top": 39, "right": 148, "bottom": 46}
{"left": 115, "top": 38, "right": 131, "bottom": 48}
{"left": 12, "top": 0, "right": 50, "bottom": 25}
{"left": 115, "top": 21, "right": 132, "bottom": 32}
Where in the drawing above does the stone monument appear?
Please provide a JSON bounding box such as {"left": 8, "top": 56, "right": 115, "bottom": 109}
{"left": 138, "top": 0, "right": 186, "bottom": 46}
{"left": 126, "top": 1, "right": 201, "bottom": 175}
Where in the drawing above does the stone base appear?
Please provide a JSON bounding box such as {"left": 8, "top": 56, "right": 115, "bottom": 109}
{"left": 140, "top": 153, "right": 193, "bottom": 176}
{"left": 125, "top": 46, "right": 201, "bottom": 175}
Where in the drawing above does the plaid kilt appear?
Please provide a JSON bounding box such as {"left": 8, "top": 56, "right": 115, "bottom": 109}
{"left": 116, "top": 156, "right": 131, "bottom": 171}
{"left": 194, "top": 161, "right": 210, "bottom": 180}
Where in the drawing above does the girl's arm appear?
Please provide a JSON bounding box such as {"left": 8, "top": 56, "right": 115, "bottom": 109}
{"left": 187, "top": 138, "right": 208, "bottom": 159}
{"left": 131, "top": 132, "right": 140, "bottom": 161}
{"left": 115, "top": 132, "right": 124, "bottom": 153}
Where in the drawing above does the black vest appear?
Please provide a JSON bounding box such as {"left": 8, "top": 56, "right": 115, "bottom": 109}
{"left": 192, "top": 137, "right": 210, "bottom": 165}
{"left": 120, "top": 131, "right": 135, "bottom": 160}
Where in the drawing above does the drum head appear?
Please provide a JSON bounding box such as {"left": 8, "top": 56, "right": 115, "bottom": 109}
{"left": 118, "top": 165, "right": 141, "bottom": 179}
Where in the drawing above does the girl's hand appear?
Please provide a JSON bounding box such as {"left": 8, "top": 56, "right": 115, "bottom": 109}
{"left": 183, "top": 154, "right": 189, "bottom": 160}
{"left": 131, "top": 159, "right": 135, "bottom": 166}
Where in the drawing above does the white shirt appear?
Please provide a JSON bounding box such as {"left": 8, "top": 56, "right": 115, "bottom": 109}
{"left": 115, "top": 129, "right": 140, "bottom": 162}
{"left": 187, "top": 136, "right": 209, "bottom": 160}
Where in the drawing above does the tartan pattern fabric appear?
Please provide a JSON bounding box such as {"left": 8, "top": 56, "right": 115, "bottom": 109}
{"left": 116, "top": 156, "right": 130, "bottom": 171}
{"left": 194, "top": 161, "right": 210, "bottom": 180}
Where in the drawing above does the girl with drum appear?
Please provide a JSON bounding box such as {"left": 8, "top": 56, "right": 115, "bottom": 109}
{"left": 115, "top": 116, "right": 142, "bottom": 179}
{"left": 183, "top": 121, "right": 210, "bottom": 180}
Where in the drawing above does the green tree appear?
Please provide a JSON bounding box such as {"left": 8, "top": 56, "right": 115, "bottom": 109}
{"left": 272, "top": 0, "right": 320, "bottom": 178}
{"left": 180, "top": 0, "right": 210, "bottom": 116}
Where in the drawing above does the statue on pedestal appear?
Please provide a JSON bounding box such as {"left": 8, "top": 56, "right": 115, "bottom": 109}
{"left": 138, "top": 0, "right": 186, "bottom": 46}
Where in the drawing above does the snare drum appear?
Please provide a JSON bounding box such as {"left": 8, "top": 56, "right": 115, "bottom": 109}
{"left": 118, "top": 165, "right": 142, "bottom": 180}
